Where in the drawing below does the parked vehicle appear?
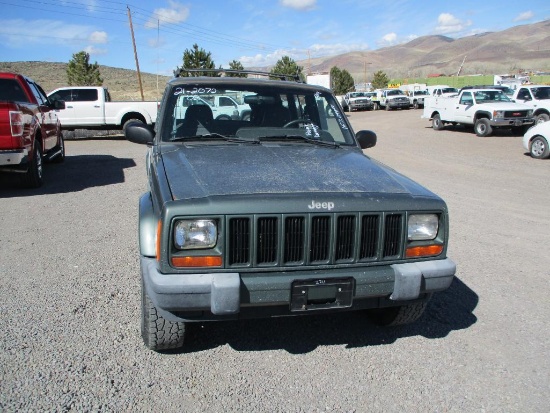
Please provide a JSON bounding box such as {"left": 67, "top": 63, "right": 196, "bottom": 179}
{"left": 512, "top": 85, "right": 550, "bottom": 124}
{"left": 460, "top": 85, "right": 515, "bottom": 96}
{"left": 375, "top": 89, "right": 410, "bottom": 111}
{"left": 0, "top": 72, "right": 65, "bottom": 188}
{"left": 523, "top": 121, "right": 550, "bottom": 159}
{"left": 426, "top": 85, "right": 459, "bottom": 97}
{"left": 176, "top": 94, "right": 251, "bottom": 121}
{"left": 423, "top": 88, "right": 534, "bottom": 137}
{"left": 407, "top": 90, "right": 429, "bottom": 109}
{"left": 125, "top": 69, "right": 456, "bottom": 351}
{"left": 341, "top": 91, "right": 374, "bottom": 112}
{"left": 47, "top": 86, "right": 158, "bottom": 131}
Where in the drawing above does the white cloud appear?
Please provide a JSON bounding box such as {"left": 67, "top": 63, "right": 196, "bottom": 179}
{"left": 513, "top": 11, "right": 534, "bottom": 22}
{"left": 280, "top": 0, "right": 317, "bottom": 11}
{"left": 0, "top": 19, "right": 97, "bottom": 47}
{"left": 434, "top": 13, "right": 472, "bottom": 35}
{"left": 83, "top": 45, "right": 107, "bottom": 56}
{"left": 145, "top": 0, "right": 190, "bottom": 28}
{"left": 381, "top": 33, "right": 397, "bottom": 45}
{"left": 377, "top": 33, "right": 417, "bottom": 47}
{"left": 89, "top": 31, "right": 108, "bottom": 44}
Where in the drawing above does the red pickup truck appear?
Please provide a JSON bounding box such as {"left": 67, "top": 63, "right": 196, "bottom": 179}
{"left": 0, "top": 72, "right": 65, "bottom": 188}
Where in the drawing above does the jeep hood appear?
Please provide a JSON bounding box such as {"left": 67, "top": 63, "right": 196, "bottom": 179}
{"left": 160, "top": 144, "right": 436, "bottom": 201}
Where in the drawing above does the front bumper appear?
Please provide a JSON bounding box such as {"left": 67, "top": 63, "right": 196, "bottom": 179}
{"left": 490, "top": 118, "right": 534, "bottom": 127}
{"left": 349, "top": 101, "right": 373, "bottom": 110}
{"left": 387, "top": 101, "right": 410, "bottom": 109}
{"left": 141, "top": 256, "right": 456, "bottom": 322}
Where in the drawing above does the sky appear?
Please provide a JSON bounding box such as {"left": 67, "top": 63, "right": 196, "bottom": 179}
{"left": 1, "top": 0, "right": 549, "bottom": 76}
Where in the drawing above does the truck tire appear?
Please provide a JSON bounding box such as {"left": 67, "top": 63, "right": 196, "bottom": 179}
{"left": 413, "top": 100, "right": 419, "bottom": 109}
{"left": 529, "top": 136, "right": 550, "bottom": 159}
{"left": 385, "top": 104, "right": 391, "bottom": 111}
{"left": 432, "top": 114, "right": 444, "bottom": 130}
{"left": 21, "top": 140, "right": 43, "bottom": 188}
{"left": 367, "top": 301, "right": 428, "bottom": 326}
{"left": 474, "top": 118, "right": 492, "bottom": 137}
{"left": 141, "top": 283, "right": 185, "bottom": 351}
{"left": 373, "top": 102, "right": 379, "bottom": 110}
{"left": 535, "top": 113, "right": 549, "bottom": 124}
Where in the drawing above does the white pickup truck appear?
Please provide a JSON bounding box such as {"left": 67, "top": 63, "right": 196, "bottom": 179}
{"left": 511, "top": 85, "right": 550, "bottom": 124}
{"left": 47, "top": 86, "right": 158, "bottom": 130}
{"left": 175, "top": 94, "right": 252, "bottom": 121}
{"left": 422, "top": 88, "right": 534, "bottom": 137}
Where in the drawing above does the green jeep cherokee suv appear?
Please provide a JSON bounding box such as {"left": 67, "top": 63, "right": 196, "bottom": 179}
{"left": 126, "top": 71, "right": 456, "bottom": 351}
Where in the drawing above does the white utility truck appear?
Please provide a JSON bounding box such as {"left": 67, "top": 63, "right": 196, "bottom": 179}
{"left": 422, "top": 87, "right": 534, "bottom": 137}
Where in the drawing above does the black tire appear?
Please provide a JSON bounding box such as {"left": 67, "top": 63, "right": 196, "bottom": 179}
{"left": 141, "top": 283, "right": 185, "bottom": 351}
{"left": 123, "top": 118, "right": 143, "bottom": 131}
{"left": 474, "top": 118, "right": 492, "bottom": 137}
{"left": 215, "top": 114, "right": 231, "bottom": 121}
{"left": 373, "top": 102, "right": 379, "bottom": 110}
{"left": 529, "top": 136, "right": 550, "bottom": 159}
{"left": 52, "top": 133, "right": 65, "bottom": 164}
{"left": 535, "top": 113, "right": 549, "bottom": 124}
{"left": 432, "top": 114, "right": 444, "bottom": 130}
{"left": 413, "top": 100, "right": 419, "bottom": 109}
{"left": 21, "top": 140, "right": 43, "bottom": 188}
{"left": 241, "top": 112, "right": 251, "bottom": 122}
{"left": 367, "top": 301, "right": 428, "bottom": 326}
{"left": 385, "top": 104, "right": 391, "bottom": 111}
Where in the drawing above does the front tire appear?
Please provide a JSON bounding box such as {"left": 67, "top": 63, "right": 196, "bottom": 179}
{"left": 141, "top": 283, "right": 185, "bottom": 351}
{"left": 529, "top": 136, "right": 550, "bottom": 159}
{"left": 367, "top": 301, "right": 428, "bottom": 326}
{"left": 413, "top": 100, "right": 419, "bottom": 109}
{"left": 474, "top": 118, "right": 492, "bottom": 137}
{"left": 21, "top": 140, "right": 43, "bottom": 188}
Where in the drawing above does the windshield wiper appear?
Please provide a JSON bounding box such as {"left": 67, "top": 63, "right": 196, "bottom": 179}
{"left": 171, "top": 133, "right": 260, "bottom": 144}
{"left": 257, "top": 135, "right": 341, "bottom": 148}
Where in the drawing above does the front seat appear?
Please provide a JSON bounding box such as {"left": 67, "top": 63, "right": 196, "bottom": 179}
{"left": 180, "top": 104, "right": 213, "bottom": 136}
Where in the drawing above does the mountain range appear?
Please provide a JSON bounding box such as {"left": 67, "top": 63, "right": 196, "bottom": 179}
{"left": 1, "top": 19, "right": 548, "bottom": 100}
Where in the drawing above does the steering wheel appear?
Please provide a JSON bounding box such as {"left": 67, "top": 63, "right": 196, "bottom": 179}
{"left": 283, "top": 119, "right": 318, "bottom": 128}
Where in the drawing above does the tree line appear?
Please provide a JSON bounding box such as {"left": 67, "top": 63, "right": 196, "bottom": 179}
{"left": 66, "top": 44, "right": 391, "bottom": 94}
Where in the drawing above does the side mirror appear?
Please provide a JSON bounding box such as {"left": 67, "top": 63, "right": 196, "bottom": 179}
{"left": 125, "top": 121, "right": 155, "bottom": 145}
{"left": 356, "top": 130, "right": 377, "bottom": 149}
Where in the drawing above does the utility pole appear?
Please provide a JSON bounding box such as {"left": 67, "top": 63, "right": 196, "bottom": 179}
{"left": 127, "top": 6, "right": 144, "bottom": 101}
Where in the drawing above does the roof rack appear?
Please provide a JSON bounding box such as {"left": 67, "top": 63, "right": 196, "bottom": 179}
{"left": 176, "top": 68, "right": 303, "bottom": 82}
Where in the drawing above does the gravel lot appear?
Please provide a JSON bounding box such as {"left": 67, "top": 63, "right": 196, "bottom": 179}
{"left": 1, "top": 109, "right": 549, "bottom": 412}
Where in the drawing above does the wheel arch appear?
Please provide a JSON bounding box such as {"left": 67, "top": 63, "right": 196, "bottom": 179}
{"left": 121, "top": 111, "right": 147, "bottom": 127}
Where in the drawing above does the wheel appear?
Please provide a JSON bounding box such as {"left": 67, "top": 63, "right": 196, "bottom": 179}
{"left": 367, "top": 301, "right": 428, "bottom": 326}
{"left": 241, "top": 112, "right": 251, "bottom": 122}
{"left": 529, "top": 136, "right": 550, "bottom": 159}
{"left": 432, "top": 114, "right": 444, "bottom": 131}
{"left": 342, "top": 103, "right": 349, "bottom": 112}
{"left": 373, "top": 102, "right": 379, "bottom": 110}
{"left": 283, "top": 119, "right": 317, "bottom": 128}
{"left": 123, "top": 118, "right": 143, "bottom": 131}
{"left": 215, "top": 114, "right": 231, "bottom": 121}
{"left": 535, "top": 113, "right": 549, "bottom": 124}
{"left": 474, "top": 118, "right": 492, "bottom": 137}
{"left": 413, "top": 100, "right": 419, "bottom": 109}
{"left": 141, "top": 283, "right": 185, "bottom": 351}
{"left": 51, "top": 133, "right": 65, "bottom": 164}
{"left": 385, "top": 104, "right": 391, "bottom": 111}
{"left": 21, "top": 140, "right": 43, "bottom": 188}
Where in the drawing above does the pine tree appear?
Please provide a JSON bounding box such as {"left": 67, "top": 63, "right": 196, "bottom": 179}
{"left": 331, "top": 66, "right": 355, "bottom": 94}
{"left": 372, "top": 70, "right": 390, "bottom": 89}
{"left": 227, "top": 60, "right": 247, "bottom": 77}
{"left": 66, "top": 51, "right": 103, "bottom": 86}
{"left": 270, "top": 56, "right": 304, "bottom": 81}
{"left": 175, "top": 44, "right": 217, "bottom": 77}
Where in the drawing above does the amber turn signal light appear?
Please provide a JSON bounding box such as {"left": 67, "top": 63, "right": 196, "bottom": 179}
{"left": 406, "top": 245, "right": 443, "bottom": 258}
{"left": 171, "top": 256, "right": 223, "bottom": 268}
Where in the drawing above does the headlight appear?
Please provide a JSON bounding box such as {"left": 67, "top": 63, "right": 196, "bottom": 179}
{"left": 408, "top": 214, "right": 439, "bottom": 240}
{"left": 174, "top": 219, "right": 217, "bottom": 249}
{"left": 493, "top": 110, "right": 505, "bottom": 118}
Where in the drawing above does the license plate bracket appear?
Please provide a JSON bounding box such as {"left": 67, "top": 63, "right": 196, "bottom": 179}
{"left": 290, "top": 278, "right": 354, "bottom": 312}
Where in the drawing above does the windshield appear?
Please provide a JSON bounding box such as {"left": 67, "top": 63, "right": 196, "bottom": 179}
{"left": 473, "top": 90, "right": 512, "bottom": 103}
{"left": 387, "top": 90, "right": 404, "bottom": 96}
{"left": 349, "top": 92, "right": 366, "bottom": 98}
{"left": 442, "top": 88, "right": 458, "bottom": 94}
{"left": 161, "top": 82, "right": 355, "bottom": 145}
{"left": 414, "top": 90, "right": 429, "bottom": 96}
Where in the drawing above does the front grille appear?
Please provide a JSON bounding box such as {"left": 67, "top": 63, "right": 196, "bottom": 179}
{"left": 227, "top": 213, "right": 403, "bottom": 268}
{"left": 504, "top": 110, "right": 530, "bottom": 118}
